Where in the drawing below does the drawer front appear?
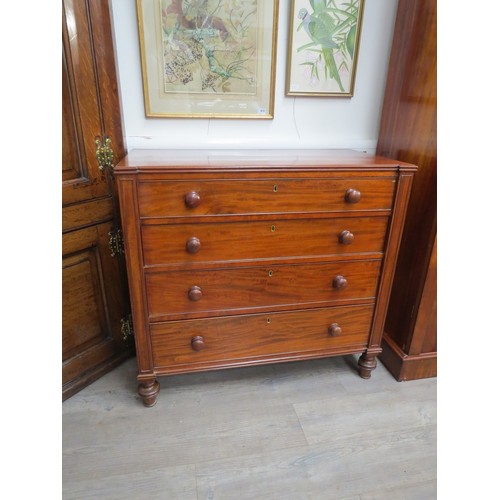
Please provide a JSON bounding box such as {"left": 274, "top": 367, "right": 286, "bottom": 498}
{"left": 146, "top": 260, "right": 381, "bottom": 320}
{"left": 138, "top": 178, "right": 396, "bottom": 218}
{"left": 150, "top": 305, "right": 374, "bottom": 370}
{"left": 142, "top": 216, "right": 389, "bottom": 266}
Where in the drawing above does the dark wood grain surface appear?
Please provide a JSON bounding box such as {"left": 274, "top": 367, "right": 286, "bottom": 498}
{"left": 117, "top": 177, "right": 154, "bottom": 379}
{"left": 115, "top": 149, "right": 416, "bottom": 405}
{"left": 62, "top": 0, "right": 108, "bottom": 206}
{"left": 116, "top": 149, "right": 417, "bottom": 172}
{"left": 142, "top": 217, "right": 389, "bottom": 266}
{"left": 138, "top": 178, "right": 396, "bottom": 218}
{"left": 146, "top": 260, "right": 381, "bottom": 320}
{"left": 62, "top": 0, "right": 132, "bottom": 400}
{"left": 150, "top": 305, "right": 374, "bottom": 373}
{"left": 376, "top": 0, "right": 436, "bottom": 380}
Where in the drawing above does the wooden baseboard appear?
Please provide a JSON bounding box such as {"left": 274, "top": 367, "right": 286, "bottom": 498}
{"left": 379, "top": 334, "right": 437, "bottom": 381}
{"left": 62, "top": 350, "right": 134, "bottom": 401}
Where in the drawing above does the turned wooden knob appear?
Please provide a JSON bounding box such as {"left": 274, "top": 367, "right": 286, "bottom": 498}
{"left": 191, "top": 336, "right": 205, "bottom": 351}
{"left": 188, "top": 286, "right": 203, "bottom": 301}
{"left": 186, "top": 237, "right": 201, "bottom": 254}
{"left": 333, "top": 275, "right": 348, "bottom": 290}
{"left": 185, "top": 191, "right": 201, "bottom": 208}
{"left": 338, "top": 230, "right": 354, "bottom": 245}
{"left": 328, "top": 323, "right": 342, "bottom": 337}
{"left": 345, "top": 188, "right": 361, "bottom": 204}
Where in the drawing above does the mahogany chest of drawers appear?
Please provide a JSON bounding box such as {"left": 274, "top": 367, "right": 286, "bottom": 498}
{"left": 115, "top": 150, "right": 416, "bottom": 406}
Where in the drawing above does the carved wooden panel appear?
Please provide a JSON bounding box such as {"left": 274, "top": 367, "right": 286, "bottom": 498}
{"left": 62, "top": 223, "right": 130, "bottom": 396}
{"left": 62, "top": 249, "right": 109, "bottom": 362}
{"left": 62, "top": 47, "right": 85, "bottom": 183}
{"left": 62, "top": 0, "right": 109, "bottom": 206}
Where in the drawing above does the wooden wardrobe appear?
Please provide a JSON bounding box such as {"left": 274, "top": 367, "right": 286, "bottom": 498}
{"left": 62, "top": 0, "right": 133, "bottom": 399}
{"left": 376, "top": 0, "right": 437, "bottom": 380}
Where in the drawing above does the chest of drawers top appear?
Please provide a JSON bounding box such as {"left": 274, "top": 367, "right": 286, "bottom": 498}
{"left": 115, "top": 149, "right": 416, "bottom": 174}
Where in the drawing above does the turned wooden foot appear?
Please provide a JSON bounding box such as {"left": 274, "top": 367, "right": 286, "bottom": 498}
{"left": 358, "top": 352, "right": 378, "bottom": 379}
{"left": 138, "top": 379, "right": 160, "bottom": 407}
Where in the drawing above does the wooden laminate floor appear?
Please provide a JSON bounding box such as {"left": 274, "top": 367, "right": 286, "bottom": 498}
{"left": 62, "top": 355, "right": 437, "bottom": 500}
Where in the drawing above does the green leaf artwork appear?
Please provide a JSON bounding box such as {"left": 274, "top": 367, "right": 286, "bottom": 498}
{"left": 288, "top": 0, "right": 363, "bottom": 95}
{"left": 160, "top": 0, "right": 259, "bottom": 95}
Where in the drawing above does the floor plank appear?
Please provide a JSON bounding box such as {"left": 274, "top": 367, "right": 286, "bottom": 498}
{"left": 195, "top": 426, "right": 436, "bottom": 500}
{"left": 63, "top": 362, "right": 308, "bottom": 482}
{"left": 63, "top": 464, "right": 197, "bottom": 500}
{"left": 360, "top": 479, "right": 437, "bottom": 500}
{"left": 63, "top": 356, "right": 436, "bottom": 499}
{"left": 293, "top": 378, "right": 436, "bottom": 445}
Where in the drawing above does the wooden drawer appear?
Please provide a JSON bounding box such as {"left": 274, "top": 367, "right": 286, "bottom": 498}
{"left": 146, "top": 260, "right": 381, "bottom": 320}
{"left": 142, "top": 216, "right": 389, "bottom": 266}
{"left": 150, "top": 305, "right": 374, "bottom": 372}
{"left": 138, "top": 178, "right": 396, "bottom": 218}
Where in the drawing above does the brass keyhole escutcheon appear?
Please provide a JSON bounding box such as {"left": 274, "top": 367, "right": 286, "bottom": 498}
{"left": 268, "top": 270, "right": 273, "bottom": 277}
{"left": 271, "top": 225, "right": 276, "bottom": 232}
{"left": 266, "top": 318, "right": 271, "bottom": 324}
{"left": 273, "top": 184, "right": 278, "bottom": 192}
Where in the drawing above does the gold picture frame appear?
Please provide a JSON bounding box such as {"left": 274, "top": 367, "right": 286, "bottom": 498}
{"left": 286, "top": 0, "right": 364, "bottom": 97}
{"left": 136, "top": 0, "right": 279, "bottom": 118}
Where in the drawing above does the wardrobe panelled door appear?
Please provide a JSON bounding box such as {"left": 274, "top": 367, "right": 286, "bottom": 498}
{"left": 62, "top": 0, "right": 132, "bottom": 400}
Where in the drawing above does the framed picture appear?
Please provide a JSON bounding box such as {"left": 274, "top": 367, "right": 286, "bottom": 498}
{"left": 136, "top": 0, "right": 279, "bottom": 118}
{"left": 286, "top": 0, "right": 364, "bottom": 96}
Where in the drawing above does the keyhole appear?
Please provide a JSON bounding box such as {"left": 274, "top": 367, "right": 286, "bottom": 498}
{"left": 273, "top": 184, "right": 278, "bottom": 192}
{"left": 266, "top": 318, "right": 271, "bottom": 324}
{"left": 268, "top": 270, "right": 273, "bottom": 277}
{"left": 271, "top": 225, "right": 276, "bottom": 232}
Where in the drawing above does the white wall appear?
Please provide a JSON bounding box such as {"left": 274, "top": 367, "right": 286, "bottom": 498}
{"left": 110, "top": 0, "right": 399, "bottom": 153}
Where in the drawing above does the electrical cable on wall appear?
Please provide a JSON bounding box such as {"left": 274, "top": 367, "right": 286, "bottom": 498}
{"left": 293, "top": 97, "right": 301, "bottom": 140}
